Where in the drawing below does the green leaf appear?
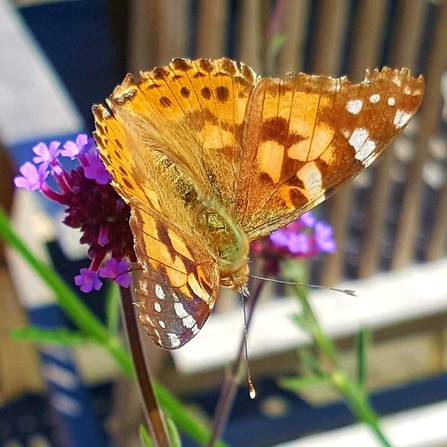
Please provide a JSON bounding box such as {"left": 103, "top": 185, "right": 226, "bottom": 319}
{"left": 292, "top": 312, "right": 311, "bottom": 330}
{"left": 10, "top": 327, "right": 88, "bottom": 346}
{"left": 278, "top": 375, "right": 330, "bottom": 391}
{"left": 299, "top": 347, "right": 323, "bottom": 376}
{"left": 355, "top": 327, "right": 370, "bottom": 389}
{"left": 139, "top": 425, "right": 154, "bottom": 447}
{"left": 166, "top": 418, "right": 182, "bottom": 447}
{"left": 138, "top": 419, "right": 181, "bottom": 447}
{"left": 153, "top": 383, "right": 228, "bottom": 447}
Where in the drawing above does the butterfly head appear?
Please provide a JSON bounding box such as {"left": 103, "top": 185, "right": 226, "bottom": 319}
{"left": 219, "top": 258, "right": 249, "bottom": 291}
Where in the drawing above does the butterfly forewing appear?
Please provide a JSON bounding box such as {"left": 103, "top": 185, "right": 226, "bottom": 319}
{"left": 93, "top": 59, "right": 424, "bottom": 349}
{"left": 237, "top": 67, "right": 424, "bottom": 240}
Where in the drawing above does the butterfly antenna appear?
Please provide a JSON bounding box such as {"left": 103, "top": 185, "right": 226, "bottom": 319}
{"left": 241, "top": 286, "right": 256, "bottom": 399}
{"left": 249, "top": 274, "right": 356, "bottom": 296}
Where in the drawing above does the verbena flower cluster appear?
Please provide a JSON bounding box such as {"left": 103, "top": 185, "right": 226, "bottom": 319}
{"left": 14, "top": 135, "right": 135, "bottom": 292}
{"left": 250, "top": 211, "right": 336, "bottom": 274}
{"left": 14, "top": 134, "right": 335, "bottom": 292}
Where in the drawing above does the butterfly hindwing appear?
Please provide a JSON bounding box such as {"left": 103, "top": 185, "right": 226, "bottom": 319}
{"left": 131, "top": 203, "right": 219, "bottom": 349}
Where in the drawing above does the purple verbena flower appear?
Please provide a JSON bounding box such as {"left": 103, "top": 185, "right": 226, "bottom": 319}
{"left": 250, "top": 211, "right": 336, "bottom": 275}
{"left": 14, "top": 162, "right": 49, "bottom": 191}
{"left": 314, "top": 221, "right": 336, "bottom": 253}
{"left": 99, "top": 258, "right": 132, "bottom": 288}
{"left": 75, "top": 268, "right": 103, "bottom": 293}
{"left": 32, "top": 141, "right": 61, "bottom": 166}
{"left": 287, "top": 233, "right": 311, "bottom": 254}
{"left": 61, "top": 134, "right": 95, "bottom": 159}
{"left": 14, "top": 135, "right": 136, "bottom": 293}
{"left": 83, "top": 151, "right": 112, "bottom": 185}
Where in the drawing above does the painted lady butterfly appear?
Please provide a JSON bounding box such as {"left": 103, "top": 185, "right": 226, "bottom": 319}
{"left": 93, "top": 58, "right": 424, "bottom": 349}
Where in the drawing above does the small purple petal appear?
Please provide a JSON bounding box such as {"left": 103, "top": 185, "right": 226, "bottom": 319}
{"left": 78, "top": 135, "right": 96, "bottom": 154}
{"left": 74, "top": 268, "right": 103, "bottom": 293}
{"left": 99, "top": 258, "right": 132, "bottom": 288}
{"left": 97, "top": 225, "right": 109, "bottom": 246}
{"left": 32, "top": 141, "right": 61, "bottom": 165}
{"left": 61, "top": 141, "right": 81, "bottom": 159}
{"left": 269, "top": 229, "right": 289, "bottom": 247}
{"left": 84, "top": 151, "right": 112, "bottom": 185}
{"left": 314, "top": 222, "right": 336, "bottom": 253}
{"left": 300, "top": 211, "right": 316, "bottom": 228}
{"left": 14, "top": 162, "right": 49, "bottom": 191}
{"left": 61, "top": 134, "right": 96, "bottom": 159}
{"left": 288, "top": 233, "right": 311, "bottom": 254}
{"left": 114, "top": 271, "right": 132, "bottom": 288}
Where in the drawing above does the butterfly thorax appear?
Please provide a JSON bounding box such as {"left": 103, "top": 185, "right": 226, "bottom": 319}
{"left": 195, "top": 205, "right": 249, "bottom": 291}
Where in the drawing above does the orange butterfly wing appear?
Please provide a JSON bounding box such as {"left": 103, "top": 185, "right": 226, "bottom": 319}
{"left": 237, "top": 68, "right": 424, "bottom": 240}
{"left": 131, "top": 203, "right": 219, "bottom": 349}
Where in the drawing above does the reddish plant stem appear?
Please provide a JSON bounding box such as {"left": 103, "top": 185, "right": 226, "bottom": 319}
{"left": 207, "top": 280, "right": 265, "bottom": 447}
{"left": 119, "top": 286, "right": 170, "bottom": 447}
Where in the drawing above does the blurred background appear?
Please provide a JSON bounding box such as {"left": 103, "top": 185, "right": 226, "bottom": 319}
{"left": 1, "top": 0, "right": 447, "bottom": 446}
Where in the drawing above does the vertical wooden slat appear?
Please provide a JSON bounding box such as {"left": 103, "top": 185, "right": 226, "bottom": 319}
{"left": 127, "top": 0, "right": 157, "bottom": 73}
{"left": 314, "top": 0, "right": 350, "bottom": 285}
{"left": 419, "top": 17, "right": 447, "bottom": 262}
{"left": 358, "top": 0, "right": 425, "bottom": 278}
{"left": 347, "top": 0, "right": 388, "bottom": 82}
{"left": 340, "top": 0, "right": 387, "bottom": 275}
{"left": 392, "top": 1, "right": 447, "bottom": 269}
{"left": 344, "top": 0, "right": 388, "bottom": 280}
{"left": 310, "top": 0, "right": 350, "bottom": 76}
{"left": 237, "top": 0, "right": 265, "bottom": 74}
{"left": 153, "top": 0, "right": 190, "bottom": 65}
{"left": 274, "top": 0, "right": 311, "bottom": 75}
{"left": 196, "top": 0, "right": 229, "bottom": 58}
{"left": 128, "top": 0, "right": 190, "bottom": 73}
{"left": 389, "top": 0, "right": 427, "bottom": 69}
{"left": 426, "top": 155, "right": 447, "bottom": 261}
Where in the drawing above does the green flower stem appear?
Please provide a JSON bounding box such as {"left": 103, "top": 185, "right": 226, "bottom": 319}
{"left": 332, "top": 372, "right": 392, "bottom": 447}
{"left": 294, "top": 285, "right": 340, "bottom": 369}
{"left": 294, "top": 284, "right": 392, "bottom": 447}
{"left": 154, "top": 383, "right": 228, "bottom": 447}
{"left": 0, "top": 205, "right": 231, "bottom": 447}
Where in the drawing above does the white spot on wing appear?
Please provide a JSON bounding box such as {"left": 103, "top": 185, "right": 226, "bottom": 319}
{"left": 346, "top": 99, "right": 363, "bottom": 114}
{"left": 155, "top": 284, "right": 165, "bottom": 299}
{"left": 159, "top": 320, "right": 166, "bottom": 328}
{"left": 296, "top": 162, "right": 322, "bottom": 201}
{"left": 394, "top": 110, "right": 412, "bottom": 129}
{"left": 388, "top": 97, "right": 396, "bottom": 106}
{"left": 167, "top": 333, "right": 180, "bottom": 348}
{"left": 369, "top": 94, "right": 380, "bottom": 103}
{"left": 174, "top": 302, "right": 188, "bottom": 318}
{"left": 182, "top": 315, "right": 197, "bottom": 329}
{"left": 349, "top": 128, "right": 377, "bottom": 162}
{"left": 154, "top": 302, "right": 161, "bottom": 313}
